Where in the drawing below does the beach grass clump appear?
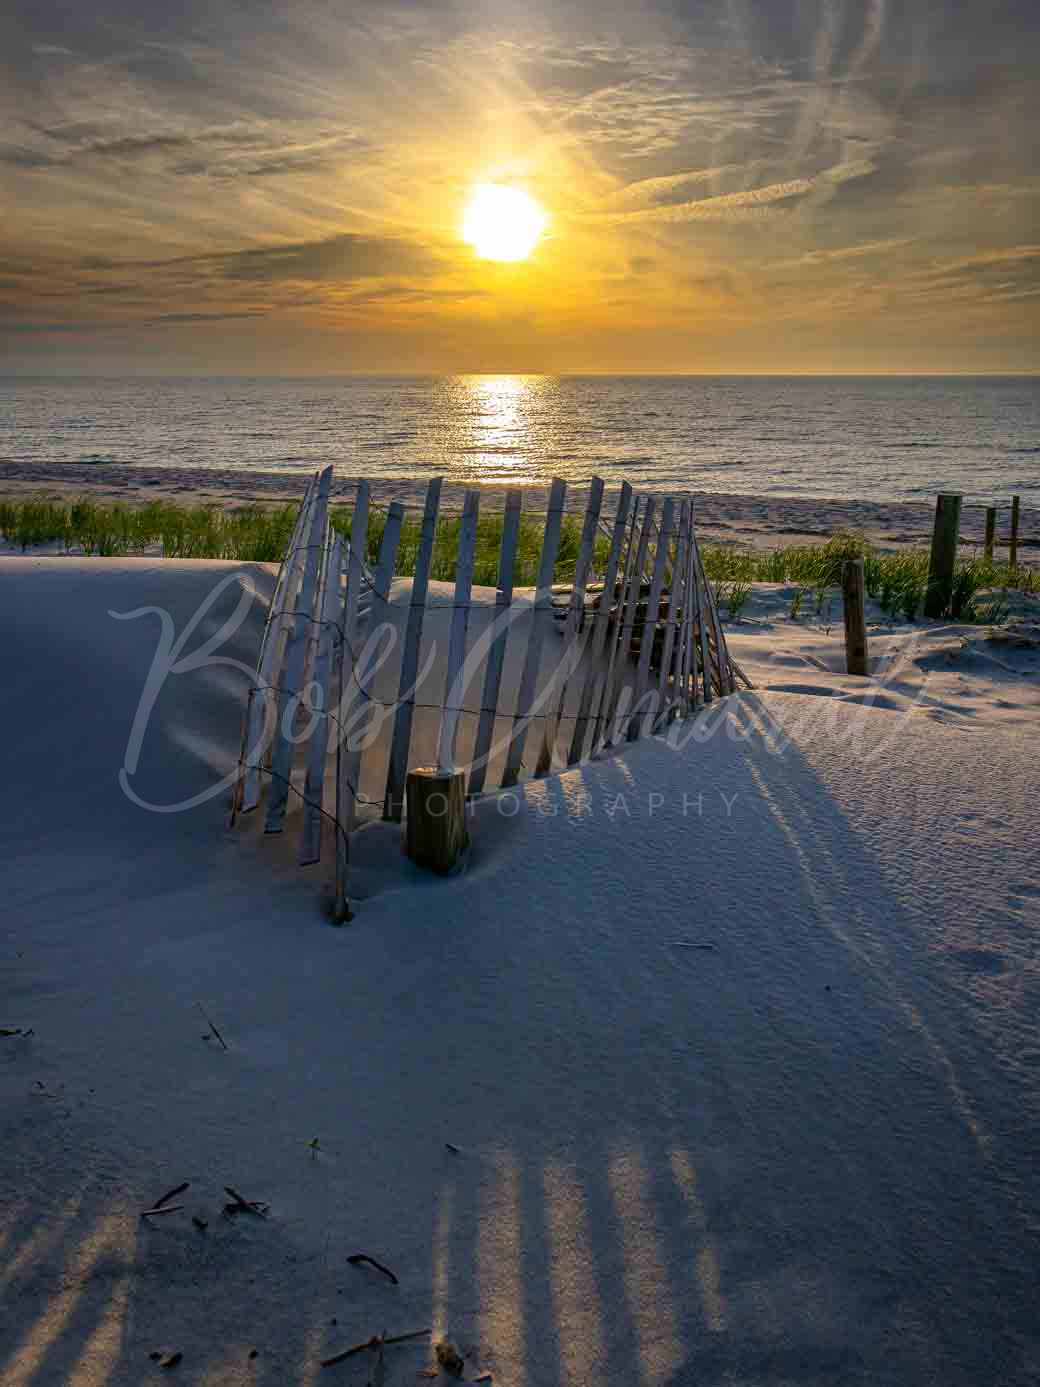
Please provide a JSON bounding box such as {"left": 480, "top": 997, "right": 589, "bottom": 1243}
{"left": 699, "top": 531, "right": 1035, "bottom": 622}
{"left": 0, "top": 495, "right": 299, "bottom": 561}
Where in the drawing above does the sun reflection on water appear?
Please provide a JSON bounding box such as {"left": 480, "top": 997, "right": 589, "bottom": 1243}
{"left": 446, "top": 374, "right": 551, "bottom": 485}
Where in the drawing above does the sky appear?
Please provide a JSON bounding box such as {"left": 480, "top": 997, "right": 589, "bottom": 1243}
{"left": 1, "top": 0, "right": 1037, "bottom": 375}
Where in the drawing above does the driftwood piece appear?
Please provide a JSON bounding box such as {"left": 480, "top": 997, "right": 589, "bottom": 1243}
{"left": 320, "top": 1328, "right": 430, "bottom": 1368}
{"left": 154, "top": 1181, "right": 190, "bottom": 1208}
{"left": 197, "top": 1002, "right": 228, "bottom": 1051}
{"left": 223, "top": 1186, "right": 269, "bottom": 1217}
{"left": 347, "top": 1253, "right": 399, "bottom": 1285}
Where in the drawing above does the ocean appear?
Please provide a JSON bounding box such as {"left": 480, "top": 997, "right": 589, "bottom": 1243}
{"left": 1, "top": 374, "right": 1038, "bottom": 507}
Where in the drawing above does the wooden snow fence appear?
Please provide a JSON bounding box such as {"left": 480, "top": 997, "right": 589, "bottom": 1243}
{"left": 230, "top": 468, "right": 740, "bottom": 920}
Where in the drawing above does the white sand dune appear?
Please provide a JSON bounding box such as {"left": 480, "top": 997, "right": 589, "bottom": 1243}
{"left": 1, "top": 557, "right": 1039, "bottom": 1386}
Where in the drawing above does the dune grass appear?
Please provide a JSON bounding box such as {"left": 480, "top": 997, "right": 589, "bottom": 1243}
{"left": 0, "top": 497, "right": 1034, "bottom": 620}
{"left": 699, "top": 529, "right": 1037, "bottom": 622}
{"left": 0, "top": 495, "right": 610, "bottom": 586}
{"left": 0, "top": 497, "right": 298, "bottom": 562}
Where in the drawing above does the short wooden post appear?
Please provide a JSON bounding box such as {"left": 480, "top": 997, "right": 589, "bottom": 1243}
{"left": 1009, "top": 494, "right": 1020, "bottom": 571}
{"left": 984, "top": 507, "right": 996, "bottom": 563}
{"left": 842, "top": 559, "right": 869, "bottom": 676}
{"left": 405, "top": 767, "right": 468, "bottom": 875}
{"left": 924, "top": 492, "right": 962, "bottom": 619}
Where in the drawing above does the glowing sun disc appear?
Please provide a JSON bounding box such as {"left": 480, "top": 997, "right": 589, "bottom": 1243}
{"left": 462, "top": 183, "right": 547, "bottom": 262}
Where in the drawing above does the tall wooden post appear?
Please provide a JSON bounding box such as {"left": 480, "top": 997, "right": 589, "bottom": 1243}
{"left": 1009, "top": 494, "right": 1020, "bottom": 571}
{"left": 842, "top": 559, "right": 869, "bottom": 676}
{"left": 924, "top": 493, "right": 962, "bottom": 619}
{"left": 984, "top": 507, "right": 996, "bottom": 563}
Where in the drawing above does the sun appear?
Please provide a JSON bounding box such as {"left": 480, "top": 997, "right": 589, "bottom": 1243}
{"left": 462, "top": 183, "right": 547, "bottom": 262}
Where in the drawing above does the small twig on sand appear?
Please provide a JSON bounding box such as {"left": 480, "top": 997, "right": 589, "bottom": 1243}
{"left": 347, "top": 1253, "right": 399, "bottom": 1285}
{"left": 141, "top": 1205, "right": 185, "bottom": 1218}
{"left": 197, "top": 1003, "right": 228, "bottom": 1050}
{"left": 224, "top": 1186, "right": 269, "bottom": 1217}
{"left": 320, "top": 1329, "right": 430, "bottom": 1368}
{"left": 371, "top": 1331, "right": 386, "bottom": 1387}
{"left": 155, "top": 1181, "right": 190, "bottom": 1208}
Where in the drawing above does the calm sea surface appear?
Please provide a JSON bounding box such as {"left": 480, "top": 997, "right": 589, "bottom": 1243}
{"left": 1, "top": 375, "right": 1037, "bottom": 506}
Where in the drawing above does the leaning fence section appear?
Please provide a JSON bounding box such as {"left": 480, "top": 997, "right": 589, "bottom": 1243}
{"left": 230, "top": 469, "right": 740, "bottom": 919}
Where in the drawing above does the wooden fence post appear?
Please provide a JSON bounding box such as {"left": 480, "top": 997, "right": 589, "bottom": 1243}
{"left": 984, "top": 507, "right": 996, "bottom": 563}
{"left": 1010, "top": 494, "right": 1020, "bottom": 571}
{"left": 842, "top": 559, "right": 869, "bottom": 676}
{"left": 405, "top": 767, "right": 468, "bottom": 874}
{"left": 924, "top": 492, "right": 962, "bottom": 619}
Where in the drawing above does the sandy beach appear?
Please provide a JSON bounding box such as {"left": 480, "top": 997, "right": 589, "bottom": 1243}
{"left": 0, "top": 458, "right": 1035, "bottom": 557}
{"left": 1, "top": 554, "right": 1038, "bottom": 1386}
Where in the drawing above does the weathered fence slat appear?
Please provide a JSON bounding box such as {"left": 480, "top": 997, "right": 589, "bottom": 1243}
{"left": 595, "top": 494, "right": 651, "bottom": 750}
{"left": 681, "top": 499, "right": 700, "bottom": 712}
{"left": 655, "top": 497, "right": 689, "bottom": 728}
{"left": 343, "top": 497, "right": 403, "bottom": 814}
{"left": 437, "top": 489, "right": 480, "bottom": 773}
{"left": 627, "top": 496, "right": 675, "bottom": 740}
{"left": 468, "top": 489, "right": 522, "bottom": 796}
{"left": 333, "top": 481, "right": 370, "bottom": 917}
{"left": 501, "top": 478, "right": 567, "bottom": 789}
{"left": 536, "top": 477, "right": 604, "bottom": 777}
{"left": 299, "top": 532, "right": 343, "bottom": 865}
{"left": 264, "top": 467, "right": 333, "bottom": 833}
{"left": 384, "top": 478, "right": 443, "bottom": 821}
{"left": 691, "top": 528, "right": 714, "bottom": 705}
{"left": 699, "top": 539, "right": 733, "bottom": 696}
{"left": 680, "top": 499, "right": 698, "bottom": 713}
{"left": 567, "top": 481, "right": 633, "bottom": 766}
{"left": 237, "top": 470, "right": 319, "bottom": 816}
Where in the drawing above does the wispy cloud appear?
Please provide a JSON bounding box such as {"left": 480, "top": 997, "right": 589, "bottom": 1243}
{"left": 769, "top": 237, "right": 914, "bottom": 269}
{"left": 583, "top": 178, "right": 814, "bottom": 226}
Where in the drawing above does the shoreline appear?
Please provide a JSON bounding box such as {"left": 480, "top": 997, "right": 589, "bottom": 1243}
{"left": 0, "top": 458, "right": 1034, "bottom": 556}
